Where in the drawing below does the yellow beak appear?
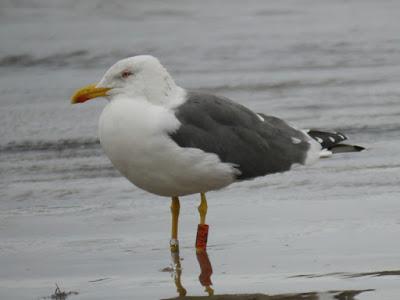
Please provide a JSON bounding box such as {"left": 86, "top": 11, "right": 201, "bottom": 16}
{"left": 71, "top": 84, "right": 111, "bottom": 104}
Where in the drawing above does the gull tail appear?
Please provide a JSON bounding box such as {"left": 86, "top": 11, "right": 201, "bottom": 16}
{"left": 306, "top": 129, "right": 365, "bottom": 158}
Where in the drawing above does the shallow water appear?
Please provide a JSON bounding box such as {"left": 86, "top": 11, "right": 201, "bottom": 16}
{"left": 1, "top": 0, "right": 400, "bottom": 299}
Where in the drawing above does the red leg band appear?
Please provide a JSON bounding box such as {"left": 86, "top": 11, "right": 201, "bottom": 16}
{"left": 196, "top": 224, "right": 209, "bottom": 250}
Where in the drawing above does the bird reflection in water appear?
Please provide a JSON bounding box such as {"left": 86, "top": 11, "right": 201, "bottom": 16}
{"left": 169, "top": 249, "right": 186, "bottom": 297}
{"left": 196, "top": 250, "right": 214, "bottom": 296}
{"left": 169, "top": 249, "right": 214, "bottom": 297}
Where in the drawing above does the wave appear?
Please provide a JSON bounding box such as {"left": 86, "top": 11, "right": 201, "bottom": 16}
{"left": 0, "top": 50, "right": 89, "bottom": 68}
{"left": 0, "top": 138, "right": 100, "bottom": 153}
{"left": 201, "top": 77, "right": 383, "bottom": 93}
{"left": 336, "top": 124, "right": 400, "bottom": 136}
{"left": 0, "top": 50, "right": 143, "bottom": 69}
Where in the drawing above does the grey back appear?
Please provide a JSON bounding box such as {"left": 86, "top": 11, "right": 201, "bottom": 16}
{"left": 169, "top": 92, "right": 311, "bottom": 180}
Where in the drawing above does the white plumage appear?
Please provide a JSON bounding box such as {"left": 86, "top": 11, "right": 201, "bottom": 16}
{"left": 96, "top": 55, "right": 238, "bottom": 196}
{"left": 98, "top": 95, "right": 237, "bottom": 196}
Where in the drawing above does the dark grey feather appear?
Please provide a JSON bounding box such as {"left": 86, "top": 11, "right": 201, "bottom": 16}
{"left": 169, "top": 92, "right": 312, "bottom": 180}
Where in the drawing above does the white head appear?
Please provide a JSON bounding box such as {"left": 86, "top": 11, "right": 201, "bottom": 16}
{"left": 71, "top": 55, "right": 183, "bottom": 107}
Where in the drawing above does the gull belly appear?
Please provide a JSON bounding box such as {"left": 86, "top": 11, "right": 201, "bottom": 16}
{"left": 98, "top": 97, "right": 237, "bottom": 197}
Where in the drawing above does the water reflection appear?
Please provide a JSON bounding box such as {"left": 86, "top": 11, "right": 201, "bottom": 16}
{"left": 168, "top": 249, "right": 214, "bottom": 297}
{"left": 196, "top": 250, "right": 214, "bottom": 296}
{"left": 164, "top": 249, "right": 373, "bottom": 300}
{"left": 169, "top": 250, "right": 187, "bottom": 297}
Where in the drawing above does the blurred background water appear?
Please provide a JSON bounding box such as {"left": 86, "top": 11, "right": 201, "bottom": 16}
{"left": 0, "top": 1, "right": 399, "bottom": 299}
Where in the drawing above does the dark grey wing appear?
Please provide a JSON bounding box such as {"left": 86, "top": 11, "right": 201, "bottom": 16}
{"left": 169, "top": 92, "right": 312, "bottom": 180}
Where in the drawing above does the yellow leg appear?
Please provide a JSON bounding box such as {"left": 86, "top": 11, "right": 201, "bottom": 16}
{"left": 198, "top": 192, "right": 208, "bottom": 225}
{"left": 170, "top": 196, "right": 180, "bottom": 253}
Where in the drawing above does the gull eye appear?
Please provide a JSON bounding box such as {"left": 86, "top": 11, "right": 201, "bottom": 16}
{"left": 121, "top": 70, "right": 133, "bottom": 79}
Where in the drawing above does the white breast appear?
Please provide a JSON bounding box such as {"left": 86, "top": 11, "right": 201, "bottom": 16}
{"left": 98, "top": 96, "right": 236, "bottom": 197}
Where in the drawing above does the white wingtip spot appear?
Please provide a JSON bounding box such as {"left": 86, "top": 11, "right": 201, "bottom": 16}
{"left": 315, "top": 137, "right": 323, "bottom": 143}
{"left": 291, "top": 137, "right": 302, "bottom": 144}
{"left": 256, "top": 114, "right": 265, "bottom": 122}
{"left": 329, "top": 137, "right": 335, "bottom": 142}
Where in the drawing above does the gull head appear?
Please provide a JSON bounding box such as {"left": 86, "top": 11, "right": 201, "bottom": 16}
{"left": 71, "top": 55, "right": 180, "bottom": 106}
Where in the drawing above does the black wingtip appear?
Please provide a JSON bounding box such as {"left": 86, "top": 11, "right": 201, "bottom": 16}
{"left": 353, "top": 145, "right": 366, "bottom": 152}
{"left": 307, "top": 129, "right": 347, "bottom": 149}
{"left": 330, "top": 144, "right": 366, "bottom": 153}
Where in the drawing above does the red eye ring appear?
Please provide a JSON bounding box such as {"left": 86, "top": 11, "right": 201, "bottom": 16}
{"left": 121, "top": 70, "right": 133, "bottom": 79}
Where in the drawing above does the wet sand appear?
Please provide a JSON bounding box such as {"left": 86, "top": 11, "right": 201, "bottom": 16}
{"left": 1, "top": 0, "right": 400, "bottom": 299}
{"left": 163, "top": 290, "right": 373, "bottom": 300}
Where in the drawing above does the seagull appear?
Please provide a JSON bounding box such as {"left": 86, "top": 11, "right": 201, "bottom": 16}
{"left": 71, "top": 55, "right": 364, "bottom": 252}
